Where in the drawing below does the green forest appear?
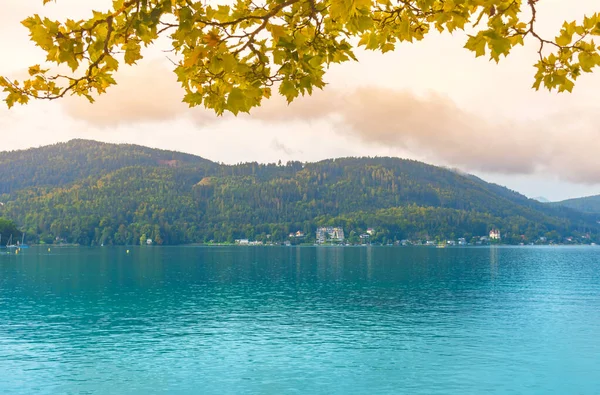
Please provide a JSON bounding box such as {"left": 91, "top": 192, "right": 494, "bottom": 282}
{"left": 0, "top": 140, "right": 598, "bottom": 246}
{"left": 552, "top": 195, "right": 600, "bottom": 214}
{"left": 0, "top": 217, "right": 21, "bottom": 244}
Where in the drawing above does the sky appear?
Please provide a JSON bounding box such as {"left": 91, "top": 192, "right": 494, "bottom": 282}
{"left": 1, "top": 0, "right": 600, "bottom": 202}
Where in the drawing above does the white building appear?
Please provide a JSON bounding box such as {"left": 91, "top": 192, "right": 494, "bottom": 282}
{"left": 316, "top": 227, "right": 345, "bottom": 244}
{"left": 489, "top": 229, "right": 501, "bottom": 240}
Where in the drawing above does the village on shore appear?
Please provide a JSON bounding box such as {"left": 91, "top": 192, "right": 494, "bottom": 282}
{"left": 229, "top": 227, "right": 596, "bottom": 247}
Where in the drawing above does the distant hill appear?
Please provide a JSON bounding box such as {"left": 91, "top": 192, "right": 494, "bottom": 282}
{"left": 0, "top": 139, "right": 216, "bottom": 194}
{"left": 0, "top": 140, "right": 598, "bottom": 245}
{"left": 553, "top": 195, "right": 600, "bottom": 214}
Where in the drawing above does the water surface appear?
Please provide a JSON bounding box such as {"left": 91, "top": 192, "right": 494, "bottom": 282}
{"left": 0, "top": 246, "right": 599, "bottom": 394}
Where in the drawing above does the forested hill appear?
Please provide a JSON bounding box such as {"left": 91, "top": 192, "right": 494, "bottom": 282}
{"left": 0, "top": 139, "right": 216, "bottom": 193}
{"left": 553, "top": 195, "right": 600, "bottom": 214}
{"left": 0, "top": 140, "right": 598, "bottom": 245}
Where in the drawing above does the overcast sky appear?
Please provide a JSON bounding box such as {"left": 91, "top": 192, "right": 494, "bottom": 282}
{"left": 1, "top": 0, "right": 600, "bottom": 202}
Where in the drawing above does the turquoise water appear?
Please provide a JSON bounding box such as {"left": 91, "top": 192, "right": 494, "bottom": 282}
{"left": 0, "top": 246, "right": 599, "bottom": 394}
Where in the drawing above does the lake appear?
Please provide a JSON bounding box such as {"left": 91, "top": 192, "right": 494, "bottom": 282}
{"left": 0, "top": 246, "right": 599, "bottom": 394}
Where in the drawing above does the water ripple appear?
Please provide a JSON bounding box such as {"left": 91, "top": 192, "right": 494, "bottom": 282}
{"left": 0, "top": 246, "right": 599, "bottom": 394}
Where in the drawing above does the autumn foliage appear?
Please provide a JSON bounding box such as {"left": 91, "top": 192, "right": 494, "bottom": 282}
{"left": 1, "top": 0, "right": 600, "bottom": 113}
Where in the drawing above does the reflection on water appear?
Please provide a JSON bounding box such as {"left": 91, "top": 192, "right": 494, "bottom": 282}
{"left": 0, "top": 246, "right": 599, "bottom": 394}
{"left": 490, "top": 245, "right": 499, "bottom": 280}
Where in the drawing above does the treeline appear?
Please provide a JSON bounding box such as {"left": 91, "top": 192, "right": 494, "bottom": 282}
{"left": 0, "top": 139, "right": 215, "bottom": 194}
{"left": 0, "top": 140, "right": 598, "bottom": 245}
{"left": 0, "top": 217, "right": 21, "bottom": 243}
{"left": 552, "top": 195, "right": 600, "bottom": 214}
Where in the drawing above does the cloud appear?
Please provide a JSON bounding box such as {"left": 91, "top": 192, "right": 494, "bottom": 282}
{"left": 60, "top": 67, "right": 600, "bottom": 183}
{"left": 327, "top": 88, "right": 541, "bottom": 174}
{"left": 51, "top": 44, "right": 600, "bottom": 185}
{"left": 63, "top": 59, "right": 190, "bottom": 126}
{"left": 271, "top": 138, "right": 302, "bottom": 155}
{"left": 248, "top": 87, "right": 600, "bottom": 184}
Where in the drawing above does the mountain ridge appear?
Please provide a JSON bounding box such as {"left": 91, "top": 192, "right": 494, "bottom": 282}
{"left": 553, "top": 194, "right": 600, "bottom": 214}
{"left": 0, "top": 139, "right": 216, "bottom": 194}
{"left": 0, "top": 139, "right": 598, "bottom": 245}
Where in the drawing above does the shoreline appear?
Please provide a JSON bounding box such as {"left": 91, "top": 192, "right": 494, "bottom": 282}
{"left": 14, "top": 243, "right": 599, "bottom": 249}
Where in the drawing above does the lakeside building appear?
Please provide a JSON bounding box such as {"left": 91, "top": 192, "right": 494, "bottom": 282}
{"left": 359, "top": 234, "right": 370, "bottom": 244}
{"left": 316, "top": 227, "right": 345, "bottom": 244}
{"left": 490, "top": 229, "right": 501, "bottom": 240}
{"left": 234, "top": 239, "right": 263, "bottom": 245}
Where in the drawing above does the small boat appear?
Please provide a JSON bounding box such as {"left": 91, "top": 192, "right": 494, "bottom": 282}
{"left": 6, "top": 235, "right": 17, "bottom": 249}
{"left": 18, "top": 233, "right": 29, "bottom": 249}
